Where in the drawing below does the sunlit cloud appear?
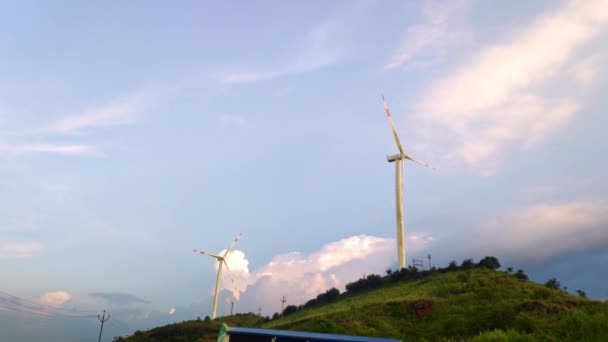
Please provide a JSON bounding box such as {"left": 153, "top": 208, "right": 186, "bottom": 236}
{"left": 39, "top": 291, "right": 71, "bottom": 307}
{"left": 217, "top": 234, "right": 433, "bottom": 315}
{"left": 403, "top": 0, "right": 608, "bottom": 173}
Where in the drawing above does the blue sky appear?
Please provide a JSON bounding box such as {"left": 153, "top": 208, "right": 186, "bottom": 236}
{"left": 1, "top": 0, "right": 608, "bottom": 340}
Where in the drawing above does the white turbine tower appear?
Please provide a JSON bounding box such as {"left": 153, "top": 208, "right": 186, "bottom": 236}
{"left": 382, "top": 95, "right": 435, "bottom": 270}
{"left": 193, "top": 234, "right": 241, "bottom": 320}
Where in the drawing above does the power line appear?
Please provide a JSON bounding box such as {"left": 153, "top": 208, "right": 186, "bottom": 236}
{"left": 0, "top": 291, "right": 97, "bottom": 317}
{"left": 0, "top": 298, "right": 95, "bottom": 319}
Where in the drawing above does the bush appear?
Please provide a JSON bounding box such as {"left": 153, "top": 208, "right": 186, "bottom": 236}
{"left": 477, "top": 256, "right": 501, "bottom": 270}
{"left": 513, "top": 269, "right": 528, "bottom": 281}
{"left": 544, "top": 277, "right": 561, "bottom": 290}
{"left": 345, "top": 274, "right": 383, "bottom": 293}
{"left": 282, "top": 305, "right": 298, "bottom": 316}
{"left": 447, "top": 260, "right": 459, "bottom": 270}
{"left": 461, "top": 258, "right": 475, "bottom": 269}
{"left": 576, "top": 289, "right": 587, "bottom": 298}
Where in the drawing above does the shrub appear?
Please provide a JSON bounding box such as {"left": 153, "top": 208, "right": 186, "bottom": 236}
{"left": 447, "top": 260, "right": 459, "bottom": 270}
{"left": 461, "top": 258, "right": 475, "bottom": 269}
{"left": 544, "top": 277, "right": 561, "bottom": 290}
{"left": 282, "top": 305, "right": 298, "bottom": 316}
{"left": 477, "top": 256, "right": 501, "bottom": 270}
{"left": 576, "top": 289, "right": 587, "bottom": 298}
{"left": 513, "top": 269, "right": 528, "bottom": 281}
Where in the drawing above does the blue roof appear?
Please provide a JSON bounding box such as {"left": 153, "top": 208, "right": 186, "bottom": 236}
{"left": 227, "top": 326, "right": 401, "bottom": 342}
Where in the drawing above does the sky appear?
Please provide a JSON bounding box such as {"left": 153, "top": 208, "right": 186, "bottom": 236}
{"left": 1, "top": 0, "right": 607, "bottom": 340}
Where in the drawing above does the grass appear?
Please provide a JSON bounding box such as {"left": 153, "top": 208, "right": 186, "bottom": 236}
{"left": 119, "top": 268, "right": 608, "bottom": 341}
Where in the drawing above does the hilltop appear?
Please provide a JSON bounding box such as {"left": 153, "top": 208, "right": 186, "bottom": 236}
{"left": 116, "top": 262, "right": 607, "bottom": 341}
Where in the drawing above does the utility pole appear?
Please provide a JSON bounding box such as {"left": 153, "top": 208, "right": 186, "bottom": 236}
{"left": 97, "top": 310, "right": 110, "bottom": 342}
{"left": 281, "top": 296, "right": 286, "bottom": 312}
{"left": 230, "top": 301, "right": 234, "bottom": 315}
{"left": 427, "top": 254, "right": 432, "bottom": 269}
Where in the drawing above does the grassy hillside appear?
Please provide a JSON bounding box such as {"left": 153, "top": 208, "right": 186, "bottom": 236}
{"left": 118, "top": 268, "right": 607, "bottom": 341}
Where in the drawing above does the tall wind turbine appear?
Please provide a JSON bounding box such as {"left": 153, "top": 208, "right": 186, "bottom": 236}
{"left": 382, "top": 95, "right": 435, "bottom": 270}
{"left": 193, "top": 234, "right": 241, "bottom": 319}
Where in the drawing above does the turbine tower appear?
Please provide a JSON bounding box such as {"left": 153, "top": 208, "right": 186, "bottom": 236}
{"left": 193, "top": 234, "right": 241, "bottom": 319}
{"left": 382, "top": 95, "right": 435, "bottom": 270}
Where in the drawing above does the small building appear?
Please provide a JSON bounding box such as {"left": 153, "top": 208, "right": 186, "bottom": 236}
{"left": 217, "top": 324, "right": 401, "bottom": 342}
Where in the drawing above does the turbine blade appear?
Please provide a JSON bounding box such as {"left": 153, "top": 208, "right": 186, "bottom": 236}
{"left": 404, "top": 155, "right": 437, "bottom": 171}
{"left": 223, "top": 234, "right": 241, "bottom": 257}
{"left": 222, "top": 259, "right": 231, "bottom": 274}
{"left": 192, "top": 250, "right": 223, "bottom": 259}
{"left": 222, "top": 260, "right": 239, "bottom": 300}
{"left": 382, "top": 95, "right": 404, "bottom": 155}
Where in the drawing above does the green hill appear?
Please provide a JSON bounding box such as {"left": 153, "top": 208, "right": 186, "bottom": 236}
{"left": 117, "top": 266, "right": 607, "bottom": 342}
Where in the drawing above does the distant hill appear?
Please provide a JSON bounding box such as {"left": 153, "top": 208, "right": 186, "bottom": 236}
{"left": 117, "top": 265, "right": 608, "bottom": 341}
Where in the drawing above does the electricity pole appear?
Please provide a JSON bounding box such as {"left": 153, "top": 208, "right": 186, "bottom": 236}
{"left": 281, "top": 296, "right": 286, "bottom": 312}
{"left": 97, "top": 310, "right": 110, "bottom": 342}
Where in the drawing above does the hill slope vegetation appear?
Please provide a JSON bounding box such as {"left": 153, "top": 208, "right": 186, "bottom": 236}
{"left": 117, "top": 262, "right": 607, "bottom": 341}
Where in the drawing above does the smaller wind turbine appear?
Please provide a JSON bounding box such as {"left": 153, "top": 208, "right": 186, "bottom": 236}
{"left": 193, "top": 234, "right": 241, "bottom": 320}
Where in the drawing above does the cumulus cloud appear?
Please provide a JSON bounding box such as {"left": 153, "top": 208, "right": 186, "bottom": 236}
{"left": 88, "top": 292, "right": 150, "bottom": 306}
{"left": 216, "top": 234, "right": 433, "bottom": 315}
{"left": 39, "top": 291, "right": 71, "bottom": 307}
{"left": 0, "top": 240, "right": 42, "bottom": 258}
{"left": 404, "top": 0, "right": 608, "bottom": 173}
{"left": 473, "top": 201, "right": 608, "bottom": 259}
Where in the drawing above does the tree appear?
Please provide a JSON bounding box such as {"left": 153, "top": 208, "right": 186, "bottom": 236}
{"left": 576, "top": 289, "right": 587, "bottom": 298}
{"left": 506, "top": 267, "right": 513, "bottom": 273}
{"left": 513, "top": 269, "right": 528, "bottom": 281}
{"left": 272, "top": 312, "right": 280, "bottom": 320}
{"left": 447, "top": 260, "right": 458, "bottom": 270}
{"left": 204, "top": 315, "right": 211, "bottom": 321}
{"left": 282, "top": 305, "right": 298, "bottom": 316}
{"left": 544, "top": 278, "right": 561, "bottom": 290}
{"left": 477, "top": 256, "right": 501, "bottom": 270}
{"left": 461, "top": 258, "right": 475, "bottom": 269}
{"left": 196, "top": 316, "right": 201, "bottom": 321}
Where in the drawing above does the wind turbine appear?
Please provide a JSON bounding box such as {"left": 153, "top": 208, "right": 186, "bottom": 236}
{"left": 382, "top": 95, "right": 435, "bottom": 270}
{"left": 193, "top": 234, "right": 241, "bottom": 320}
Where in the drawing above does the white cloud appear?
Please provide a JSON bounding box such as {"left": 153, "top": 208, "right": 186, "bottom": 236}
{"left": 221, "top": 23, "right": 340, "bottom": 84}
{"left": 404, "top": 0, "right": 608, "bottom": 172}
{"left": 39, "top": 291, "right": 72, "bottom": 307}
{"left": 474, "top": 201, "right": 608, "bottom": 259}
{"left": 385, "top": 0, "right": 472, "bottom": 70}
{"left": 217, "top": 234, "right": 433, "bottom": 315}
{"left": 219, "top": 3, "right": 370, "bottom": 84}
{"left": 0, "top": 143, "right": 95, "bottom": 156}
{"left": 0, "top": 240, "right": 42, "bottom": 258}
{"left": 570, "top": 52, "right": 608, "bottom": 88}
{"left": 45, "top": 95, "right": 144, "bottom": 134}
{"left": 168, "top": 308, "right": 176, "bottom": 315}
